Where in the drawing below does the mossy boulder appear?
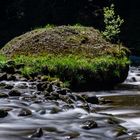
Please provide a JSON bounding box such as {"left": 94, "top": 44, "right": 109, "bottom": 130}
{"left": 0, "top": 25, "right": 130, "bottom": 91}
{"left": 1, "top": 25, "right": 129, "bottom": 57}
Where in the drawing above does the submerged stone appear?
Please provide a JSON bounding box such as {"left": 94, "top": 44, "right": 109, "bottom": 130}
{"left": 30, "top": 128, "right": 43, "bottom": 138}
{"left": 0, "top": 109, "right": 8, "bottom": 118}
{"left": 81, "top": 120, "right": 98, "bottom": 129}
{"left": 8, "top": 89, "right": 21, "bottom": 96}
{"left": 18, "top": 108, "right": 32, "bottom": 116}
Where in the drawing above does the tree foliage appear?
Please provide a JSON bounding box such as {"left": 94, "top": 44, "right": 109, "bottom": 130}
{"left": 102, "top": 4, "right": 124, "bottom": 42}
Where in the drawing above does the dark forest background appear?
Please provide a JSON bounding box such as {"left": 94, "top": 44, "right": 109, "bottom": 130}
{"left": 0, "top": 0, "right": 140, "bottom": 54}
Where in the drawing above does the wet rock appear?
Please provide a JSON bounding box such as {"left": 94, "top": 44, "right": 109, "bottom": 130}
{"left": 51, "top": 80, "right": 63, "bottom": 87}
{"left": 7, "top": 75, "right": 16, "bottom": 81}
{"left": 4, "top": 84, "right": 13, "bottom": 89}
{"left": 0, "top": 93, "right": 8, "bottom": 98}
{"left": 59, "top": 94, "right": 74, "bottom": 104}
{"left": 46, "top": 83, "right": 53, "bottom": 93}
{"left": 50, "top": 107, "right": 62, "bottom": 114}
{"left": 18, "top": 108, "right": 32, "bottom": 116}
{"left": 131, "top": 77, "right": 137, "bottom": 82}
{"left": 30, "top": 128, "right": 43, "bottom": 138}
{"left": 8, "top": 89, "right": 21, "bottom": 96}
{"left": 56, "top": 88, "right": 71, "bottom": 95}
{"left": 81, "top": 120, "right": 98, "bottom": 129}
{"left": 67, "top": 93, "right": 77, "bottom": 101}
{"left": 0, "top": 73, "right": 7, "bottom": 80}
{"left": 19, "top": 96, "right": 36, "bottom": 102}
{"left": 107, "top": 117, "right": 122, "bottom": 124}
{"left": 112, "top": 125, "right": 127, "bottom": 137}
{"left": 33, "top": 91, "right": 42, "bottom": 96}
{"left": 64, "top": 132, "right": 80, "bottom": 139}
{"left": 99, "top": 97, "right": 113, "bottom": 104}
{"left": 50, "top": 92, "right": 59, "bottom": 99}
{"left": 14, "top": 82, "right": 28, "bottom": 89}
{"left": 82, "top": 95, "right": 99, "bottom": 104}
{"left": 0, "top": 82, "right": 6, "bottom": 88}
{"left": 45, "top": 95, "right": 57, "bottom": 100}
{"left": 62, "top": 104, "right": 74, "bottom": 111}
{"left": 38, "top": 109, "right": 46, "bottom": 115}
{"left": 77, "top": 103, "right": 90, "bottom": 112}
{"left": 0, "top": 109, "right": 8, "bottom": 118}
{"left": 75, "top": 94, "right": 86, "bottom": 103}
{"left": 44, "top": 91, "right": 51, "bottom": 97}
{"left": 37, "top": 82, "right": 48, "bottom": 91}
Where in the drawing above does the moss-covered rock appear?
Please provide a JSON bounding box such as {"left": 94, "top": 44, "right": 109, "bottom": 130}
{"left": 0, "top": 25, "right": 130, "bottom": 91}
{"left": 1, "top": 25, "right": 129, "bottom": 58}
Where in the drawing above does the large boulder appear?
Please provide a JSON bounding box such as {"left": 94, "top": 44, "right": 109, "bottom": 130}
{"left": 0, "top": 26, "right": 130, "bottom": 91}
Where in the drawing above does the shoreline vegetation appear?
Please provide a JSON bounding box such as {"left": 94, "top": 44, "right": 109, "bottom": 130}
{"left": 0, "top": 25, "right": 130, "bottom": 91}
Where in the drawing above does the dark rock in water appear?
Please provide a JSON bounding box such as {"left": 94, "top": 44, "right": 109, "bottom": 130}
{"left": 75, "top": 94, "right": 86, "bottom": 103}
{"left": 64, "top": 132, "right": 80, "bottom": 139}
{"left": 8, "top": 89, "right": 21, "bottom": 96}
{"left": 7, "top": 75, "right": 16, "bottom": 81}
{"left": 112, "top": 125, "right": 127, "bottom": 137}
{"left": 37, "top": 82, "right": 51, "bottom": 91}
{"left": 0, "top": 73, "right": 7, "bottom": 80}
{"left": 131, "top": 77, "right": 137, "bottom": 82}
{"left": 56, "top": 88, "right": 71, "bottom": 95}
{"left": 77, "top": 103, "right": 90, "bottom": 113}
{"left": 46, "top": 83, "right": 53, "bottom": 93}
{"left": 50, "top": 92, "right": 59, "bottom": 99}
{"left": 0, "top": 93, "right": 8, "bottom": 98}
{"left": 81, "top": 119, "right": 98, "bottom": 129}
{"left": 107, "top": 117, "right": 122, "bottom": 125}
{"left": 62, "top": 104, "right": 74, "bottom": 111}
{"left": 50, "top": 107, "right": 62, "bottom": 114}
{"left": 4, "top": 84, "right": 13, "bottom": 89}
{"left": 67, "top": 93, "right": 77, "bottom": 101}
{"left": 82, "top": 94, "right": 99, "bottom": 104}
{"left": 99, "top": 97, "right": 113, "bottom": 104}
{"left": 38, "top": 109, "right": 46, "bottom": 115}
{"left": 0, "top": 82, "right": 6, "bottom": 88}
{"left": 30, "top": 128, "right": 43, "bottom": 138}
{"left": 59, "top": 94, "right": 74, "bottom": 104}
{"left": 18, "top": 108, "right": 32, "bottom": 116}
{"left": 0, "top": 109, "right": 8, "bottom": 118}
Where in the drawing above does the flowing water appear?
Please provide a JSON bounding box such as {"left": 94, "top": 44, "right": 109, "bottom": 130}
{"left": 0, "top": 67, "right": 140, "bottom": 140}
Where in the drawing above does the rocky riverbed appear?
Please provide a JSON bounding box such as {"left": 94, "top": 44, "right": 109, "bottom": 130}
{"left": 0, "top": 66, "right": 140, "bottom": 140}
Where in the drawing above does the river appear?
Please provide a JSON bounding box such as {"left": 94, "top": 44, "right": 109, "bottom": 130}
{"left": 0, "top": 66, "right": 140, "bottom": 140}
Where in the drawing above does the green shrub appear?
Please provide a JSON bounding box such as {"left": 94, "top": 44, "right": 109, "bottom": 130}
{"left": 102, "top": 4, "right": 124, "bottom": 42}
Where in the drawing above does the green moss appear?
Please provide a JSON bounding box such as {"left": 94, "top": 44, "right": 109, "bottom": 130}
{"left": 0, "top": 54, "right": 7, "bottom": 69}
{"left": 1, "top": 25, "right": 123, "bottom": 58}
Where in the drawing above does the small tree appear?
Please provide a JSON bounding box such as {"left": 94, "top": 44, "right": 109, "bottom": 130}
{"left": 102, "top": 4, "right": 124, "bottom": 42}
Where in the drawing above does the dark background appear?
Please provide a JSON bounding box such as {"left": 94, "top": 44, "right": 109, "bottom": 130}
{"left": 0, "top": 0, "right": 140, "bottom": 54}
